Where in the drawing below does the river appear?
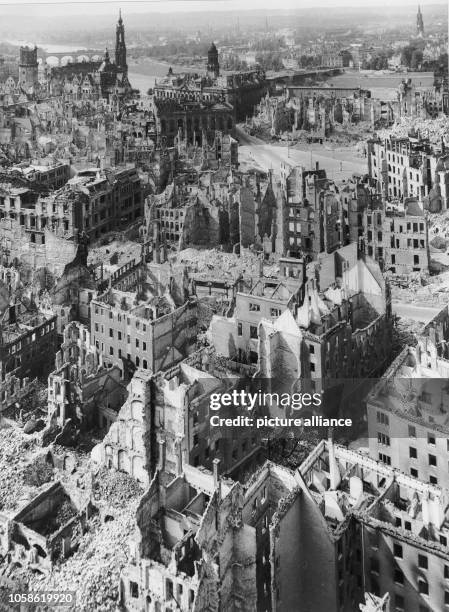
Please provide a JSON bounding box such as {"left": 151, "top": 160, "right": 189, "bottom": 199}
{"left": 128, "top": 58, "right": 195, "bottom": 93}
{"left": 7, "top": 37, "right": 198, "bottom": 94}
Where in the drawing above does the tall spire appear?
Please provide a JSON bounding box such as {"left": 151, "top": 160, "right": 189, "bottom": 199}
{"left": 115, "top": 9, "right": 127, "bottom": 75}
{"left": 416, "top": 4, "right": 424, "bottom": 38}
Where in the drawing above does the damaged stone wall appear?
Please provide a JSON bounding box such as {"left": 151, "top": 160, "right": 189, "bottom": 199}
{"left": 0, "top": 373, "right": 39, "bottom": 415}
{"left": 91, "top": 369, "right": 151, "bottom": 487}
{"left": 0, "top": 218, "right": 78, "bottom": 276}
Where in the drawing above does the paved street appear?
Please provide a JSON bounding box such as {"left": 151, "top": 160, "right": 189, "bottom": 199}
{"left": 392, "top": 301, "right": 441, "bottom": 323}
{"left": 236, "top": 126, "right": 367, "bottom": 180}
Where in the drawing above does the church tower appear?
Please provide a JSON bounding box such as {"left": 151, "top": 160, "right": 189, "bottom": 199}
{"left": 19, "top": 45, "right": 38, "bottom": 90}
{"left": 416, "top": 5, "right": 424, "bottom": 38}
{"left": 206, "top": 42, "right": 220, "bottom": 79}
{"left": 115, "top": 9, "right": 127, "bottom": 75}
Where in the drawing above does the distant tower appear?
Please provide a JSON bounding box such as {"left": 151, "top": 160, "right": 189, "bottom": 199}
{"left": 19, "top": 45, "right": 38, "bottom": 89}
{"left": 416, "top": 5, "right": 424, "bottom": 38}
{"left": 115, "top": 9, "right": 127, "bottom": 75}
{"left": 206, "top": 42, "right": 220, "bottom": 78}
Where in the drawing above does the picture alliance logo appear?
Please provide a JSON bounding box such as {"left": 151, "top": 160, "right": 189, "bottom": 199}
{"left": 209, "top": 390, "right": 323, "bottom": 411}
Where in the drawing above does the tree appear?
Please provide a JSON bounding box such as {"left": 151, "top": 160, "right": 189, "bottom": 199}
{"left": 400, "top": 44, "right": 424, "bottom": 70}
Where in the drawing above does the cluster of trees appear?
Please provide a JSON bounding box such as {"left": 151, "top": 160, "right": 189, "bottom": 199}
{"left": 362, "top": 53, "right": 390, "bottom": 70}
{"left": 300, "top": 55, "right": 319, "bottom": 68}
{"left": 132, "top": 40, "right": 211, "bottom": 61}
{"left": 255, "top": 51, "right": 284, "bottom": 72}
{"left": 253, "top": 37, "right": 285, "bottom": 53}
{"left": 422, "top": 52, "right": 448, "bottom": 76}
{"left": 221, "top": 54, "right": 248, "bottom": 72}
{"left": 400, "top": 44, "right": 424, "bottom": 70}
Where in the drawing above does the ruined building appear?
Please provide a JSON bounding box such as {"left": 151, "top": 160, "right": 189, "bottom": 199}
{"left": 119, "top": 436, "right": 422, "bottom": 612}
{"left": 142, "top": 170, "right": 261, "bottom": 253}
{"left": 367, "top": 304, "right": 449, "bottom": 489}
{"left": 209, "top": 243, "right": 392, "bottom": 396}
{"left": 296, "top": 438, "right": 449, "bottom": 612}
{"left": 0, "top": 481, "right": 93, "bottom": 573}
{"left": 90, "top": 345, "right": 266, "bottom": 498}
{"left": 0, "top": 302, "right": 57, "bottom": 382}
{"left": 18, "top": 46, "right": 39, "bottom": 92}
{"left": 362, "top": 199, "right": 429, "bottom": 275}
{"left": 49, "top": 13, "right": 132, "bottom": 104}
{"left": 63, "top": 166, "right": 143, "bottom": 240}
{"left": 47, "top": 321, "right": 125, "bottom": 434}
{"left": 119, "top": 457, "right": 307, "bottom": 612}
{"left": 280, "top": 162, "right": 344, "bottom": 260}
{"left": 368, "top": 136, "right": 449, "bottom": 211}
{"left": 90, "top": 288, "right": 199, "bottom": 374}
{"left": 209, "top": 277, "right": 303, "bottom": 366}
{"left": 153, "top": 42, "right": 266, "bottom": 123}
{"left": 92, "top": 368, "right": 150, "bottom": 486}
{"left": 0, "top": 166, "right": 143, "bottom": 272}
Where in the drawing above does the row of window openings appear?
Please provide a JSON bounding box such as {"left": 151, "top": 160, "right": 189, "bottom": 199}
{"left": 379, "top": 433, "right": 448, "bottom": 470}
{"left": 367, "top": 215, "right": 424, "bottom": 234}
{"left": 377, "top": 413, "right": 448, "bottom": 447}
{"left": 378, "top": 453, "right": 439, "bottom": 484}
{"left": 247, "top": 304, "right": 282, "bottom": 316}
{"left": 94, "top": 324, "right": 148, "bottom": 344}
{"left": 94, "top": 309, "right": 148, "bottom": 331}
{"left": 129, "top": 579, "right": 194, "bottom": 607}
{"left": 95, "top": 342, "right": 149, "bottom": 369}
{"left": 367, "top": 230, "right": 425, "bottom": 250}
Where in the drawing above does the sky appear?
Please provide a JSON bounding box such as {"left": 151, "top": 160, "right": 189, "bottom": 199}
{"left": 0, "top": 0, "right": 446, "bottom": 15}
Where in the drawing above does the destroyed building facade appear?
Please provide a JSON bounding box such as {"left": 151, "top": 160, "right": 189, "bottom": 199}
{"left": 368, "top": 135, "right": 449, "bottom": 211}
{"left": 367, "top": 305, "right": 449, "bottom": 488}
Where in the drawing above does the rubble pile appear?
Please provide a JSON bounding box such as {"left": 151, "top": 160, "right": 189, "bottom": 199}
{"left": 428, "top": 210, "right": 449, "bottom": 240}
{"left": 43, "top": 498, "right": 77, "bottom": 536}
{"left": 393, "top": 317, "right": 423, "bottom": 350}
{"left": 22, "top": 454, "right": 54, "bottom": 488}
{"left": 177, "top": 247, "right": 278, "bottom": 280}
{"left": 93, "top": 467, "right": 143, "bottom": 508}
{"left": 88, "top": 239, "right": 142, "bottom": 275}
{"left": 430, "top": 235, "right": 447, "bottom": 250}
{"left": 391, "top": 269, "right": 449, "bottom": 306}
{"left": 28, "top": 498, "right": 140, "bottom": 611}
{"left": 377, "top": 116, "right": 449, "bottom": 145}
{"left": 0, "top": 426, "right": 52, "bottom": 511}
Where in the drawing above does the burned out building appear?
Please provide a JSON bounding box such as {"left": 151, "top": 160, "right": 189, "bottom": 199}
{"left": 151, "top": 97, "right": 235, "bottom": 148}
{"left": 92, "top": 368, "right": 151, "bottom": 486}
{"left": 47, "top": 321, "right": 126, "bottom": 433}
{"left": 0, "top": 303, "right": 57, "bottom": 382}
{"left": 91, "top": 346, "right": 263, "bottom": 493}
{"left": 153, "top": 42, "right": 266, "bottom": 129}
{"left": 362, "top": 199, "right": 429, "bottom": 275}
{"left": 209, "top": 244, "right": 392, "bottom": 392}
{"left": 367, "top": 304, "right": 449, "bottom": 489}
{"left": 0, "top": 481, "right": 92, "bottom": 573}
{"left": 0, "top": 165, "right": 143, "bottom": 265}
{"left": 296, "top": 438, "right": 449, "bottom": 612}
{"left": 119, "top": 457, "right": 306, "bottom": 612}
{"left": 63, "top": 166, "right": 143, "bottom": 240}
{"left": 142, "top": 170, "right": 261, "bottom": 252}
{"left": 368, "top": 135, "right": 449, "bottom": 211}
{"left": 280, "top": 162, "right": 344, "bottom": 260}
{"left": 90, "top": 288, "right": 199, "bottom": 374}
{"left": 209, "top": 277, "right": 303, "bottom": 366}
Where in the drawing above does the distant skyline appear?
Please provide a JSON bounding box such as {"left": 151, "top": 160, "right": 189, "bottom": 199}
{"left": 0, "top": 0, "right": 447, "bottom": 16}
